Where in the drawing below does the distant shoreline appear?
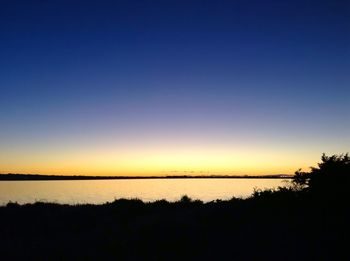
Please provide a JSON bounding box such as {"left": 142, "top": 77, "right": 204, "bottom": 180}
{"left": 0, "top": 173, "right": 292, "bottom": 181}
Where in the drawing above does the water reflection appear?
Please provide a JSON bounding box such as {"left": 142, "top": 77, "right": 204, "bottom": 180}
{"left": 0, "top": 178, "right": 285, "bottom": 205}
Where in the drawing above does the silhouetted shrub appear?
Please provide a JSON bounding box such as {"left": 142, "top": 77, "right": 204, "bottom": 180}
{"left": 180, "top": 195, "right": 192, "bottom": 203}
{"left": 292, "top": 153, "right": 350, "bottom": 198}
{"left": 6, "top": 201, "right": 19, "bottom": 208}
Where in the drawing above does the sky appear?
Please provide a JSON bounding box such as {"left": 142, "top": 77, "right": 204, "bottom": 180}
{"left": 0, "top": 0, "right": 349, "bottom": 176}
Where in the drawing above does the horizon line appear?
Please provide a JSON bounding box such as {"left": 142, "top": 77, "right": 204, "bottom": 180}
{"left": 0, "top": 173, "right": 293, "bottom": 181}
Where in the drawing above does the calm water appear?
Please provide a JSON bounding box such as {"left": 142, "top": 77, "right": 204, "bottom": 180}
{"left": 0, "top": 178, "right": 286, "bottom": 205}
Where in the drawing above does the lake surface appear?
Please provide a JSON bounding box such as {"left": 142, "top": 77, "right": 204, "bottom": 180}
{"left": 0, "top": 178, "right": 287, "bottom": 205}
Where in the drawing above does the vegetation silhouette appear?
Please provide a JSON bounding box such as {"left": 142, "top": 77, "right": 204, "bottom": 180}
{"left": 293, "top": 153, "right": 350, "bottom": 194}
{"left": 0, "top": 153, "right": 348, "bottom": 260}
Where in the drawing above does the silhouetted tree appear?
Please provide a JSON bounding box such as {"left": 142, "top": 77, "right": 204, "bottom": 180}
{"left": 292, "top": 153, "right": 350, "bottom": 198}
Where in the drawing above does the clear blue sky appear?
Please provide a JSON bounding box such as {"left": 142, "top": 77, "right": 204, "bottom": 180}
{"left": 0, "top": 0, "right": 349, "bottom": 175}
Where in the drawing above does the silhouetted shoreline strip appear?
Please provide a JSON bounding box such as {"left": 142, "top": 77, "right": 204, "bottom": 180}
{"left": 0, "top": 173, "right": 292, "bottom": 181}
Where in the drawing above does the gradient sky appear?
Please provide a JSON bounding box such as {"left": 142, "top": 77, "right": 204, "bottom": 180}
{"left": 1, "top": 0, "right": 349, "bottom": 175}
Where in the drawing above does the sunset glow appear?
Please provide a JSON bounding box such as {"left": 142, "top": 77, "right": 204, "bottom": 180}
{"left": 1, "top": 1, "right": 349, "bottom": 176}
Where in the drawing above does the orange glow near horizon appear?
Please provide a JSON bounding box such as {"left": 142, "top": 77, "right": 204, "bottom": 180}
{"left": 0, "top": 142, "right": 325, "bottom": 176}
{"left": 1, "top": 1, "right": 349, "bottom": 180}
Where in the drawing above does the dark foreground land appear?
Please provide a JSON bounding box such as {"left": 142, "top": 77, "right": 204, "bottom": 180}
{"left": 0, "top": 154, "right": 349, "bottom": 261}
{"left": 0, "top": 193, "right": 348, "bottom": 261}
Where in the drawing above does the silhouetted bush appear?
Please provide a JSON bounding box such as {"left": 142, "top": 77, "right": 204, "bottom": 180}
{"left": 292, "top": 153, "right": 350, "bottom": 198}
